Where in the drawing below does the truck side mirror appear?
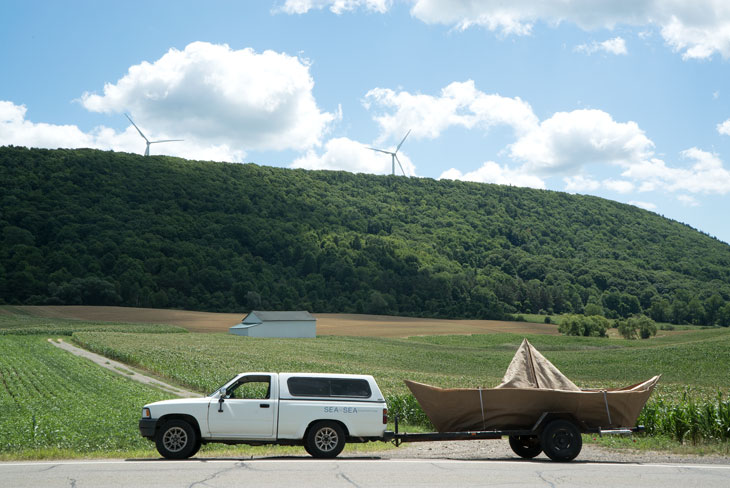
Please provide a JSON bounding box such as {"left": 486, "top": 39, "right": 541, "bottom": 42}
{"left": 218, "top": 387, "right": 227, "bottom": 412}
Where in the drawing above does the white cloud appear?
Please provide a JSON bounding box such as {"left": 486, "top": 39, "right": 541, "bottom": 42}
{"left": 283, "top": 1, "right": 730, "bottom": 60}
{"left": 1, "top": 101, "right": 99, "bottom": 149}
{"left": 439, "top": 161, "right": 546, "bottom": 189}
{"left": 575, "top": 37, "right": 628, "bottom": 55}
{"left": 363, "top": 80, "right": 538, "bottom": 142}
{"left": 718, "top": 119, "right": 730, "bottom": 135}
{"left": 620, "top": 148, "right": 730, "bottom": 195}
{"left": 677, "top": 194, "right": 700, "bottom": 206}
{"left": 564, "top": 174, "right": 600, "bottom": 192}
{"left": 603, "top": 178, "right": 635, "bottom": 194}
{"left": 629, "top": 200, "right": 657, "bottom": 210}
{"left": 509, "top": 109, "right": 654, "bottom": 175}
{"left": 277, "top": 0, "right": 390, "bottom": 14}
{"left": 290, "top": 136, "right": 416, "bottom": 175}
{"left": 81, "top": 41, "right": 336, "bottom": 154}
{"left": 0, "top": 100, "right": 245, "bottom": 161}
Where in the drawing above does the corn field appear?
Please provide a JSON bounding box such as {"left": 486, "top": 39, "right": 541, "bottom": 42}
{"left": 639, "top": 392, "right": 730, "bottom": 444}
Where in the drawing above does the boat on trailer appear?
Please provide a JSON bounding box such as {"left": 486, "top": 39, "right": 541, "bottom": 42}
{"left": 393, "top": 338, "right": 659, "bottom": 461}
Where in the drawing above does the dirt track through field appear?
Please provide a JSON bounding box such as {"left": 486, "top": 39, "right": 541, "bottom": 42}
{"left": 49, "top": 339, "right": 200, "bottom": 397}
{"left": 18, "top": 306, "right": 559, "bottom": 337}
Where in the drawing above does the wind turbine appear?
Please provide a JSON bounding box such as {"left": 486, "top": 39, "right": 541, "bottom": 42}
{"left": 124, "top": 113, "right": 183, "bottom": 156}
{"left": 368, "top": 129, "right": 411, "bottom": 176}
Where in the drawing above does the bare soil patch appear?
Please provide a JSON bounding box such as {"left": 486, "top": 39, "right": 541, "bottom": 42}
{"left": 15, "top": 306, "right": 559, "bottom": 337}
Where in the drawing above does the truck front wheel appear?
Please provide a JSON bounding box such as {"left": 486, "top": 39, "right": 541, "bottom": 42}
{"left": 155, "top": 419, "right": 198, "bottom": 459}
{"left": 305, "top": 421, "right": 346, "bottom": 458}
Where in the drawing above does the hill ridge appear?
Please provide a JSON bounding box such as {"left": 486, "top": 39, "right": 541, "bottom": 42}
{"left": 1, "top": 146, "right": 729, "bottom": 325}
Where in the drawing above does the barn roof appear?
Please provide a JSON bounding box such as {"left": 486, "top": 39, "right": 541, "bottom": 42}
{"left": 240, "top": 311, "right": 316, "bottom": 324}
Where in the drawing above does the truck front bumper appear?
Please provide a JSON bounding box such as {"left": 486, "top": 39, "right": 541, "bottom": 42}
{"left": 139, "top": 418, "right": 158, "bottom": 438}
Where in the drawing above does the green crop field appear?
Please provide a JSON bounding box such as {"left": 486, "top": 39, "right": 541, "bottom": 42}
{"left": 0, "top": 312, "right": 188, "bottom": 336}
{"left": 0, "top": 335, "right": 176, "bottom": 457}
{"left": 72, "top": 328, "right": 730, "bottom": 399}
{"left": 1, "top": 311, "right": 728, "bottom": 458}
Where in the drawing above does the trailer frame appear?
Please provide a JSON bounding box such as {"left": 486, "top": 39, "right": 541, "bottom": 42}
{"left": 383, "top": 412, "right": 644, "bottom": 462}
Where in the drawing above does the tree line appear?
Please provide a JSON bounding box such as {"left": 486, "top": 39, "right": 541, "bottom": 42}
{"left": 2, "top": 146, "right": 730, "bottom": 326}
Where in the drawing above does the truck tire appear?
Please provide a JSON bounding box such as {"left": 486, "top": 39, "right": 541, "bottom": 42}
{"left": 540, "top": 419, "right": 582, "bottom": 462}
{"left": 155, "top": 419, "right": 198, "bottom": 459}
{"left": 305, "top": 421, "right": 346, "bottom": 459}
{"left": 508, "top": 435, "right": 542, "bottom": 459}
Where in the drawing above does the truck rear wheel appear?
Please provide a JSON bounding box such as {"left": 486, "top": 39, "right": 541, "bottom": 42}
{"left": 540, "top": 419, "right": 582, "bottom": 462}
{"left": 155, "top": 419, "right": 198, "bottom": 459}
{"left": 508, "top": 435, "right": 542, "bottom": 459}
{"left": 305, "top": 421, "right": 346, "bottom": 458}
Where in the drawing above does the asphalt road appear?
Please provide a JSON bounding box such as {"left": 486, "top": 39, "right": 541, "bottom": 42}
{"left": 2, "top": 458, "right": 729, "bottom": 488}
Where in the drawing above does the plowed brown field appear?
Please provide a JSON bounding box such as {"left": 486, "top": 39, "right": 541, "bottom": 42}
{"left": 14, "top": 305, "right": 560, "bottom": 337}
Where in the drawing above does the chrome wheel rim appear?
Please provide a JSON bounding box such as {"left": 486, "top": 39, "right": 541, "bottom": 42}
{"left": 163, "top": 426, "right": 188, "bottom": 453}
{"left": 314, "top": 427, "right": 339, "bottom": 452}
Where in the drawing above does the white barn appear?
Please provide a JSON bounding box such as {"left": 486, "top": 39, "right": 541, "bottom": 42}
{"left": 229, "top": 311, "right": 316, "bottom": 338}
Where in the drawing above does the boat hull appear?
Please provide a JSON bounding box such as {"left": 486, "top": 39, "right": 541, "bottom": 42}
{"left": 405, "top": 376, "right": 660, "bottom": 432}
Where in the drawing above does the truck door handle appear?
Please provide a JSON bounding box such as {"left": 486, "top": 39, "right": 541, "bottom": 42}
{"left": 260, "top": 404, "right": 270, "bottom": 408}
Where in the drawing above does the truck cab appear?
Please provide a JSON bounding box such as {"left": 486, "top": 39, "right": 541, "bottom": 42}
{"left": 139, "top": 372, "right": 387, "bottom": 459}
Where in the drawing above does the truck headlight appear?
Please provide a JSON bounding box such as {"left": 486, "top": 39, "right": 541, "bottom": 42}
{"left": 142, "top": 407, "right": 151, "bottom": 419}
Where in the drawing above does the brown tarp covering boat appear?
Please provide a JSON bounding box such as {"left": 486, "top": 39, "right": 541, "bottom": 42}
{"left": 405, "top": 338, "right": 660, "bottom": 432}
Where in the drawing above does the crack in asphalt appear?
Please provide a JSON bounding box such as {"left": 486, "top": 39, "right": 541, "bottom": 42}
{"left": 535, "top": 470, "right": 557, "bottom": 488}
{"left": 336, "top": 472, "right": 362, "bottom": 488}
{"left": 67, "top": 478, "right": 77, "bottom": 488}
{"left": 187, "top": 461, "right": 252, "bottom": 487}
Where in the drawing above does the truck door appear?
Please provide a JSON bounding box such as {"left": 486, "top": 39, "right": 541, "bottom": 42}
{"left": 208, "top": 374, "right": 276, "bottom": 438}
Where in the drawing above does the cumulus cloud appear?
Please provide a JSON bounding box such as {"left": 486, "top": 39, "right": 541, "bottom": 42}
{"left": 718, "top": 119, "right": 730, "bottom": 135}
{"left": 629, "top": 200, "right": 657, "bottom": 210}
{"left": 1, "top": 101, "right": 100, "bottom": 149}
{"left": 283, "top": 0, "right": 730, "bottom": 60}
{"left": 0, "top": 100, "right": 245, "bottom": 161}
{"left": 81, "top": 41, "right": 336, "bottom": 154}
{"left": 363, "top": 80, "right": 538, "bottom": 142}
{"left": 603, "top": 178, "right": 635, "bottom": 194}
{"left": 361, "top": 80, "right": 730, "bottom": 198}
{"left": 564, "top": 174, "right": 601, "bottom": 192}
{"left": 439, "top": 161, "right": 546, "bottom": 189}
{"left": 277, "top": 0, "right": 391, "bottom": 14}
{"left": 575, "top": 37, "right": 628, "bottom": 55}
{"left": 290, "top": 136, "right": 416, "bottom": 175}
{"left": 509, "top": 109, "right": 654, "bottom": 175}
{"left": 620, "top": 148, "right": 730, "bottom": 195}
{"left": 677, "top": 194, "right": 700, "bottom": 206}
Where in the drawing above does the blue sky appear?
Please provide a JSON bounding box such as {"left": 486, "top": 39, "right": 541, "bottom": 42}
{"left": 2, "top": 1, "right": 730, "bottom": 243}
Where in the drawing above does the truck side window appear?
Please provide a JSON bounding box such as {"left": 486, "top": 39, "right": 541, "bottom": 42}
{"left": 288, "top": 377, "right": 371, "bottom": 398}
{"left": 229, "top": 375, "right": 271, "bottom": 400}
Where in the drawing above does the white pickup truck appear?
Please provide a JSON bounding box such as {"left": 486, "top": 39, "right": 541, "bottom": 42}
{"left": 139, "top": 372, "right": 388, "bottom": 459}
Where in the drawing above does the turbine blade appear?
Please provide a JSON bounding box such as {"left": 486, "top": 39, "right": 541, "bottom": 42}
{"left": 395, "top": 129, "right": 411, "bottom": 153}
{"left": 395, "top": 154, "right": 407, "bottom": 176}
{"left": 150, "top": 139, "right": 184, "bottom": 144}
{"left": 367, "top": 147, "right": 393, "bottom": 155}
{"left": 144, "top": 143, "right": 150, "bottom": 157}
{"left": 124, "top": 113, "right": 149, "bottom": 143}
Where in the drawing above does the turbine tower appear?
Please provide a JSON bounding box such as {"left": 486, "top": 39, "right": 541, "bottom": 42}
{"left": 124, "top": 113, "right": 183, "bottom": 156}
{"left": 368, "top": 129, "right": 411, "bottom": 176}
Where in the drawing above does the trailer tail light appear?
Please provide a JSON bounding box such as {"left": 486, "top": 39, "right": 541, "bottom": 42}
{"left": 383, "top": 408, "right": 388, "bottom": 424}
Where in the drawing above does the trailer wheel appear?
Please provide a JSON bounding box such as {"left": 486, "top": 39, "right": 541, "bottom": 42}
{"left": 508, "top": 435, "right": 542, "bottom": 459}
{"left": 305, "top": 421, "right": 346, "bottom": 458}
{"left": 540, "top": 419, "right": 582, "bottom": 462}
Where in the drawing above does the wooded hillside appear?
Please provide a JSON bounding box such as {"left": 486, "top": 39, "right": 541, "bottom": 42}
{"left": 2, "top": 146, "right": 729, "bottom": 325}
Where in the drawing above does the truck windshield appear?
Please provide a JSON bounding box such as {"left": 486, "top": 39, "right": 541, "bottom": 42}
{"left": 208, "top": 375, "right": 240, "bottom": 396}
